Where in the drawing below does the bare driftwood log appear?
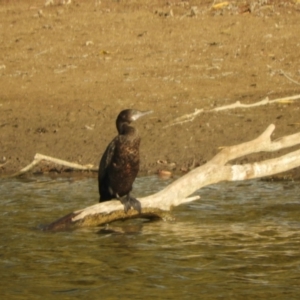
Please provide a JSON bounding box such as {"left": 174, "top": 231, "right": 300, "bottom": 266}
{"left": 44, "top": 124, "right": 300, "bottom": 231}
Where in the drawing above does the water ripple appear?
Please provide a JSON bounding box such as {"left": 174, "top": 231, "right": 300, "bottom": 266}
{"left": 1, "top": 176, "right": 300, "bottom": 298}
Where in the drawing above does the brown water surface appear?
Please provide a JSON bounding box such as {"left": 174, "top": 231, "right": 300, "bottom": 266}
{"left": 1, "top": 176, "right": 300, "bottom": 299}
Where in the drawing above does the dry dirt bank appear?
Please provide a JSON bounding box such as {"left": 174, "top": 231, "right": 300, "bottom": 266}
{"left": 0, "top": 0, "right": 300, "bottom": 178}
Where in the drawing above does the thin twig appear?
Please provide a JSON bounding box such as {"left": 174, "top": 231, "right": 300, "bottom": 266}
{"left": 279, "top": 70, "right": 300, "bottom": 86}
{"left": 163, "top": 109, "right": 203, "bottom": 128}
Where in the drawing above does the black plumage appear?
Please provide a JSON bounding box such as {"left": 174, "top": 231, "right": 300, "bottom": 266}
{"left": 98, "top": 109, "right": 152, "bottom": 213}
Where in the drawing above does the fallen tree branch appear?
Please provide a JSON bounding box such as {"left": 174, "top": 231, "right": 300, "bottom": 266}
{"left": 44, "top": 124, "right": 300, "bottom": 231}
{"left": 211, "top": 94, "right": 299, "bottom": 112}
{"left": 43, "top": 195, "right": 200, "bottom": 231}
{"left": 7, "top": 153, "right": 95, "bottom": 178}
{"left": 166, "top": 94, "right": 300, "bottom": 127}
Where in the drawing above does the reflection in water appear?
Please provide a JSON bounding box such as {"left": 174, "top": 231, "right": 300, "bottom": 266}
{"left": 1, "top": 176, "right": 300, "bottom": 298}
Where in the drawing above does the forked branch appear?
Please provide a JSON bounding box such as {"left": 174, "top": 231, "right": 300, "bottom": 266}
{"left": 44, "top": 124, "right": 300, "bottom": 231}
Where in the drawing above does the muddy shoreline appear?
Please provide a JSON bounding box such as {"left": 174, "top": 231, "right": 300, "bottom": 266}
{"left": 1, "top": 1, "right": 300, "bottom": 179}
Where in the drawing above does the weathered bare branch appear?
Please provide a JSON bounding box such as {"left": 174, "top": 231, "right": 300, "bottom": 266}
{"left": 212, "top": 94, "right": 300, "bottom": 112}
{"left": 44, "top": 124, "right": 300, "bottom": 231}
{"left": 6, "top": 153, "right": 95, "bottom": 178}
{"left": 166, "top": 94, "right": 300, "bottom": 127}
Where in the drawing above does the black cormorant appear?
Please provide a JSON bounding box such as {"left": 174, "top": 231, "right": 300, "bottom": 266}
{"left": 98, "top": 109, "right": 152, "bottom": 213}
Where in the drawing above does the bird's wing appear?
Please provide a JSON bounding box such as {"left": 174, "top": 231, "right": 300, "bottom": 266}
{"left": 98, "top": 136, "right": 117, "bottom": 182}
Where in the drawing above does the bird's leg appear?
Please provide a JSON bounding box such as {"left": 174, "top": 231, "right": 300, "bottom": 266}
{"left": 128, "top": 193, "right": 142, "bottom": 214}
{"left": 119, "top": 195, "right": 131, "bottom": 213}
{"left": 118, "top": 193, "right": 141, "bottom": 214}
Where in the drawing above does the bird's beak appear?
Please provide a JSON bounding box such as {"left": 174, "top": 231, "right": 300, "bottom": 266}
{"left": 131, "top": 110, "right": 153, "bottom": 121}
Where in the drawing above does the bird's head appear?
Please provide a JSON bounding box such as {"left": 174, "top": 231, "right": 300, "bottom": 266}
{"left": 116, "top": 109, "right": 153, "bottom": 134}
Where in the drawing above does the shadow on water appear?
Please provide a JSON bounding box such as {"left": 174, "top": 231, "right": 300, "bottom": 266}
{"left": 1, "top": 175, "right": 300, "bottom": 298}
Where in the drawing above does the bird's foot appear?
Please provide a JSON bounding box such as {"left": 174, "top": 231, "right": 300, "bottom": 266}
{"left": 119, "top": 194, "right": 141, "bottom": 214}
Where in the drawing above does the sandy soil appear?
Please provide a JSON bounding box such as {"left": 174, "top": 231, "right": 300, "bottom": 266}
{"left": 0, "top": 0, "right": 300, "bottom": 179}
